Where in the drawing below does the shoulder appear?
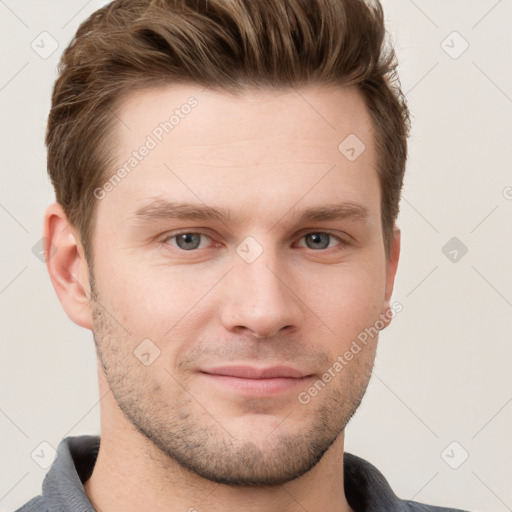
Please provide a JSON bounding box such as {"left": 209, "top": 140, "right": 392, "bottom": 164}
{"left": 12, "top": 495, "right": 47, "bottom": 512}
{"left": 398, "top": 500, "right": 473, "bottom": 512}
{"left": 344, "top": 452, "right": 474, "bottom": 512}
{"left": 12, "top": 435, "right": 99, "bottom": 512}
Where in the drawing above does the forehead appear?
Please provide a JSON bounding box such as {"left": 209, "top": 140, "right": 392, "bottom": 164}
{"left": 115, "top": 82, "right": 374, "bottom": 151}
{"left": 98, "top": 83, "right": 379, "bottom": 225}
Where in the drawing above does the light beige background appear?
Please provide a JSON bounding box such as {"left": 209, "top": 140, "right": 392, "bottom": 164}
{"left": 1, "top": 1, "right": 511, "bottom": 511}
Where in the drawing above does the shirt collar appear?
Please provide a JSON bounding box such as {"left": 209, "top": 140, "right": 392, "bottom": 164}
{"left": 42, "top": 435, "right": 404, "bottom": 511}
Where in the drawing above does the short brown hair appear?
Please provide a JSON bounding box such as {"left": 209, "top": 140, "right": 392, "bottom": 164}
{"left": 47, "top": 0, "right": 410, "bottom": 266}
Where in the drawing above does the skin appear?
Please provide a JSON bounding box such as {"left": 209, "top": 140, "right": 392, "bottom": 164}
{"left": 45, "top": 83, "right": 400, "bottom": 512}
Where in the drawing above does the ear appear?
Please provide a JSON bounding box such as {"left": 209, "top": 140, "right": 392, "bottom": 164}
{"left": 379, "top": 228, "right": 401, "bottom": 328}
{"left": 43, "top": 202, "right": 94, "bottom": 330}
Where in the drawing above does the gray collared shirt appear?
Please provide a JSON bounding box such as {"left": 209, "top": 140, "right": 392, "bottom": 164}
{"left": 15, "top": 435, "right": 473, "bottom": 512}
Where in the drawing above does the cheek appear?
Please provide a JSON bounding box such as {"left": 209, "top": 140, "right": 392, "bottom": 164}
{"left": 93, "top": 232, "right": 387, "bottom": 351}
{"left": 94, "top": 251, "right": 222, "bottom": 341}
{"left": 305, "top": 259, "right": 387, "bottom": 343}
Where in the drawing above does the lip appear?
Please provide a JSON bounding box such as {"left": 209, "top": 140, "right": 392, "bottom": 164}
{"left": 198, "top": 365, "right": 313, "bottom": 396}
{"left": 200, "top": 365, "right": 307, "bottom": 379}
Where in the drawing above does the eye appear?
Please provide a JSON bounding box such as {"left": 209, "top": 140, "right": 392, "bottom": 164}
{"left": 160, "top": 230, "right": 348, "bottom": 253}
{"left": 297, "top": 232, "right": 345, "bottom": 250}
{"left": 164, "top": 232, "right": 212, "bottom": 251}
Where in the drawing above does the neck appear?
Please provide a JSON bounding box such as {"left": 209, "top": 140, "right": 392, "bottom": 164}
{"left": 84, "top": 367, "right": 353, "bottom": 512}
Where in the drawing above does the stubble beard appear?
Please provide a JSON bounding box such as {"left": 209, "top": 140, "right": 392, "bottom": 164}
{"left": 89, "top": 286, "right": 375, "bottom": 487}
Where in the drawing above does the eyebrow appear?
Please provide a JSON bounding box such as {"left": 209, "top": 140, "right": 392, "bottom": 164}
{"left": 131, "top": 199, "right": 370, "bottom": 228}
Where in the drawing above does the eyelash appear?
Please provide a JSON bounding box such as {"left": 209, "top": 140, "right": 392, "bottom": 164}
{"left": 159, "top": 230, "right": 350, "bottom": 253}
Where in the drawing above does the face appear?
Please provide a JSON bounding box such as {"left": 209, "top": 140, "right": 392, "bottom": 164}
{"left": 87, "top": 84, "right": 399, "bottom": 486}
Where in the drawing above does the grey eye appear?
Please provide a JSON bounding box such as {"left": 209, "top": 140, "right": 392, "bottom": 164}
{"left": 304, "top": 233, "right": 332, "bottom": 250}
{"left": 175, "top": 233, "right": 203, "bottom": 250}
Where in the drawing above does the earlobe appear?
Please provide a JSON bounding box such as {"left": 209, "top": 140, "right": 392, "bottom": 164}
{"left": 380, "top": 228, "right": 401, "bottom": 329}
{"left": 43, "top": 203, "right": 94, "bottom": 330}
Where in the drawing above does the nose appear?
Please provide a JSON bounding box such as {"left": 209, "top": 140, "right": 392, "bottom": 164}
{"left": 219, "top": 247, "right": 303, "bottom": 339}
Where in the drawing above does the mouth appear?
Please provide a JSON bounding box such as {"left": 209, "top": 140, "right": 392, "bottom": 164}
{"left": 198, "top": 365, "right": 314, "bottom": 396}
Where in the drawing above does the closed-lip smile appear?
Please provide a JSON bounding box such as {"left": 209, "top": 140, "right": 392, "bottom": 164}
{"left": 198, "top": 365, "right": 313, "bottom": 396}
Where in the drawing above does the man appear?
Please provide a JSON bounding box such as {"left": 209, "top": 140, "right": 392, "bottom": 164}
{"left": 16, "top": 0, "right": 473, "bottom": 511}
